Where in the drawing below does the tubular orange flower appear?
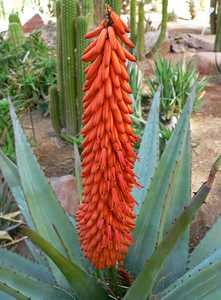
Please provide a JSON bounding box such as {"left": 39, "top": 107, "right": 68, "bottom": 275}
{"left": 76, "top": 7, "right": 138, "bottom": 270}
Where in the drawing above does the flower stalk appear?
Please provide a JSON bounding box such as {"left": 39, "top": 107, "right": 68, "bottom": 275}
{"left": 76, "top": 7, "right": 138, "bottom": 269}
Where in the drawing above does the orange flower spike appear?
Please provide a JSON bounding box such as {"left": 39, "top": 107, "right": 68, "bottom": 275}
{"left": 76, "top": 7, "right": 138, "bottom": 270}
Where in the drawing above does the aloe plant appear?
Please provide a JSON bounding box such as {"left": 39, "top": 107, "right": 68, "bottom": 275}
{"left": 0, "top": 82, "right": 221, "bottom": 299}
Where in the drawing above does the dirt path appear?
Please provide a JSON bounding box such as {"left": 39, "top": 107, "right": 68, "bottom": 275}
{"left": 21, "top": 112, "right": 74, "bottom": 177}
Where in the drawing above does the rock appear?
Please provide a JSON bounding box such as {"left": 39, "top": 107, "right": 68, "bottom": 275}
{"left": 50, "top": 175, "right": 80, "bottom": 215}
{"left": 191, "top": 52, "right": 221, "bottom": 75}
{"left": 170, "top": 34, "right": 214, "bottom": 54}
{"left": 145, "top": 30, "right": 170, "bottom": 55}
{"left": 23, "top": 14, "right": 44, "bottom": 33}
{"left": 187, "top": 34, "right": 215, "bottom": 52}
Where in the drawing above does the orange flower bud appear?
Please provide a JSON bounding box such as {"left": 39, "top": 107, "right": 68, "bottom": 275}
{"left": 76, "top": 8, "right": 138, "bottom": 269}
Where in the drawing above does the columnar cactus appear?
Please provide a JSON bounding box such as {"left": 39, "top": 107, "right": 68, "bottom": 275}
{"left": 55, "top": 0, "right": 65, "bottom": 127}
{"left": 130, "top": 0, "right": 137, "bottom": 44}
{"left": 106, "top": 0, "right": 121, "bottom": 15}
{"left": 61, "top": 0, "right": 78, "bottom": 134}
{"left": 215, "top": 1, "right": 221, "bottom": 51}
{"left": 82, "top": 0, "right": 94, "bottom": 27}
{"left": 151, "top": 0, "right": 168, "bottom": 55}
{"left": 50, "top": 0, "right": 90, "bottom": 135}
{"left": 76, "top": 16, "right": 89, "bottom": 121}
{"left": 137, "top": 1, "right": 145, "bottom": 60}
{"left": 49, "top": 86, "right": 61, "bottom": 134}
{"left": 8, "top": 13, "right": 24, "bottom": 48}
{"left": 76, "top": 7, "right": 138, "bottom": 269}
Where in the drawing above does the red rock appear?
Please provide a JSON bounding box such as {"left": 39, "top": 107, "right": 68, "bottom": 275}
{"left": 191, "top": 52, "right": 221, "bottom": 75}
{"left": 23, "top": 14, "right": 44, "bottom": 33}
{"left": 50, "top": 175, "right": 80, "bottom": 215}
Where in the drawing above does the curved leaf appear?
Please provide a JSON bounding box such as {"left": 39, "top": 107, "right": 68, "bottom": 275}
{"left": 155, "top": 132, "right": 191, "bottom": 291}
{"left": 23, "top": 227, "right": 108, "bottom": 300}
{"left": 0, "top": 150, "right": 48, "bottom": 265}
{"left": 0, "top": 248, "right": 54, "bottom": 284}
{"left": 124, "top": 168, "right": 215, "bottom": 300}
{"left": 0, "top": 282, "right": 29, "bottom": 300}
{"left": 0, "top": 149, "right": 33, "bottom": 228}
{"left": 187, "top": 216, "right": 221, "bottom": 270}
{"left": 9, "top": 100, "right": 82, "bottom": 286}
{"left": 158, "top": 249, "right": 221, "bottom": 300}
{"left": 132, "top": 88, "right": 160, "bottom": 214}
{"left": 0, "top": 291, "right": 17, "bottom": 300}
{"left": 126, "top": 87, "right": 195, "bottom": 276}
{"left": 0, "top": 266, "right": 75, "bottom": 300}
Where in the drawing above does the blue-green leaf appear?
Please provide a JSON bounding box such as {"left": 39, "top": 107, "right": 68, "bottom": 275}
{"left": 132, "top": 88, "right": 160, "bottom": 214}
{"left": 0, "top": 248, "right": 54, "bottom": 284}
{"left": 0, "top": 266, "right": 75, "bottom": 300}
{"left": 158, "top": 249, "right": 221, "bottom": 300}
{"left": 155, "top": 131, "right": 191, "bottom": 291}
{"left": 126, "top": 87, "right": 195, "bottom": 276}
{"left": 23, "top": 227, "right": 108, "bottom": 300}
{"left": 0, "top": 150, "right": 49, "bottom": 266}
{"left": 124, "top": 173, "right": 214, "bottom": 300}
{"left": 0, "top": 291, "right": 17, "bottom": 300}
{"left": 0, "top": 149, "right": 33, "bottom": 228}
{"left": 8, "top": 100, "right": 82, "bottom": 286}
{"left": 187, "top": 215, "right": 221, "bottom": 270}
{"left": 0, "top": 282, "right": 30, "bottom": 300}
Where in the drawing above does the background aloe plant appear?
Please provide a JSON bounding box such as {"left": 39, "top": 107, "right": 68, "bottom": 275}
{"left": 0, "top": 86, "right": 221, "bottom": 299}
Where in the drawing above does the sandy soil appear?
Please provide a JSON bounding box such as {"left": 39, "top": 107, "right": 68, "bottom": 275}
{"left": 21, "top": 112, "right": 74, "bottom": 177}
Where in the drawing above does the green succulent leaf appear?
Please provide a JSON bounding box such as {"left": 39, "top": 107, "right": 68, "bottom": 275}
{"left": 188, "top": 209, "right": 221, "bottom": 270}
{"left": 0, "top": 248, "right": 54, "bottom": 284}
{"left": 155, "top": 131, "right": 191, "bottom": 291}
{"left": 124, "top": 173, "right": 214, "bottom": 300}
{"left": 0, "top": 149, "right": 33, "bottom": 228}
{"left": 0, "top": 150, "right": 46, "bottom": 265}
{"left": 0, "top": 291, "right": 18, "bottom": 300}
{"left": 126, "top": 86, "right": 195, "bottom": 276}
{"left": 22, "top": 227, "right": 108, "bottom": 300}
{"left": 0, "top": 282, "right": 30, "bottom": 300}
{"left": 158, "top": 249, "right": 221, "bottom": 300}
{"left": 8, "top": 99, "right": 82, "bottom": 286}
{"left": 0, "top": 265, "right": 75, "bottom": 300}
{"left": 132, "top": 88, "right": 160, "bottom": 215}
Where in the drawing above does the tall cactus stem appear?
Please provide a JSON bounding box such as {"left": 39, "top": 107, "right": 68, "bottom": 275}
{"left": 82, "top": 0, "right": 94, "bottom": 27}
{"left": 215, "top": 1, "right": 221, "bottom": 51}
{"left": 137, "top": 1, "right": 145, "bottom": 60}
{"left": 49, "top": 86, "right": 61, "bottom": 134}
{"left": 8, "top": 12, "right": 22, "bottom": 25}
{"left": 130, "top": 0, "right": 137, "bottom": 44}
{"left": 76, "top": 16, "right": 88, "bottom": 127}
{"left": 106, "top": 0, "right": 121, "bottom": 15}
{"left": 8, "top": 22, "right": 25, "bottom": 48}
{"left": 61, "top": 0, "right": 78, "bottom": 135}
{"left": 56, "top": 0, "right": 65, "bottom": 127}
{"left": 151, "top": 0, "right": 168, "bottom": 55}
{"left": 210, "top": 0, "right": 218, "bottom": 34}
